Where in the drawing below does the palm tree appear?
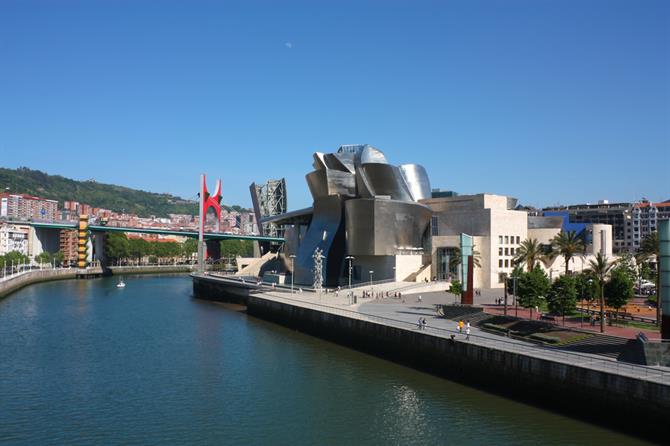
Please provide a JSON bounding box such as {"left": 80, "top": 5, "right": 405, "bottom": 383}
{"left": 551, "top": 230, "right": 585, "bottom": 275}
{"left": 588, "top": 252, "right": 615, "bottom": 333}
{"left": 638, "top": 231, "right": 660, "bottom": 325}
{"left": 514, "top": 238, "right": 544, "bottom": 272}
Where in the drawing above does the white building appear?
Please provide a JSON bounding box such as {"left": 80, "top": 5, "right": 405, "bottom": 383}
{"left": 0, "top": 224, "right": 30, "bottom": 255}
{"left": 423, "top": 193, "right": 615, "bottom": 289}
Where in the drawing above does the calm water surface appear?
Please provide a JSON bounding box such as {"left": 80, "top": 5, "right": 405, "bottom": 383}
{"left": 0, "top": 276, "right": 651, "bottom": 445}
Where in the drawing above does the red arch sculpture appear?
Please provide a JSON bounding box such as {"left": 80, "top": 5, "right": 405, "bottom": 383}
{"left": 200, "top": 174, "right": 222, "bottom": 235}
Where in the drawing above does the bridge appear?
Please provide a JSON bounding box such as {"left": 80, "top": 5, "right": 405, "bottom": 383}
{"left": 20, "top": 220, "right": 284, "bottom": 243}
{"left": 3, "top": 219, "right": 284, "bottom": 268}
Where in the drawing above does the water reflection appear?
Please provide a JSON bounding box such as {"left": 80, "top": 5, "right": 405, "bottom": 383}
{"left": 0, "top": 276, "right": 654, "bottom": 446}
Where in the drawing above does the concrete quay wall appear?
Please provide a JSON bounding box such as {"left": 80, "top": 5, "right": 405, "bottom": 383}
{"left": 107, "top": 265, "right": 193, "bottom": 276}
{"left": 0, "top": 269, "right": 78, "bottom": 299}
{"left": 191, "top": 274, "right": 669, "bottom": 440}
{"left": 246, "top": 294, "right": 668, "bottom": 438}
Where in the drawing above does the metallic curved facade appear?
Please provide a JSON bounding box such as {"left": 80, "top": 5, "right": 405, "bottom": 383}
{"left": 399, "top": 164, "right": 431, "bottom": 201}
{"left": 290, "top": 144, "right": 432, "bottom": 287}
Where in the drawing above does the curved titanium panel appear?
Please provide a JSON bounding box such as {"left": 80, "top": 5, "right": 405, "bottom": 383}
{"left": 306, "top": 169, "right": 356, "bottom": 199}
{"left": 357, "top": 164, "right": 413, "bottom": 201}
{"left": 398, "top": 164, "right": 431, "bottom": 201}
{"left": 294, "top": 195, "right": 347, "bottom": 287}
{"left": 358, "top": 145, "right": 388, "bottom": 165}
{"left": 344, "top": 198, "right": 432, "bottom": 256}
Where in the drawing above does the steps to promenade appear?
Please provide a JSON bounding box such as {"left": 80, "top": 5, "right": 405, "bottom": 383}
{"left": 550, "top": 333, "right": 631, "bottom": 360}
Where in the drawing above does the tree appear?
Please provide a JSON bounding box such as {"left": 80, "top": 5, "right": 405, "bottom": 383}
{"left": 548, "top": 274, "right": 577, "bottom": 325}
{"left": 575, "top": 271, "right": 598, "bottom": 305}
{"left": 588, "top": 252, "right": 615, "bottom": 333}
{"left": 35, "top": 252, "right": 52, "bottom": 265}
{"left": 550, "top": 230, "right": 585, "bottom": 275}
{"left": 220, "top": 240, "right": 254, "bottom": 258}
{"left": 448, "top": 280, "right": 463, "bottom": 301}
{"left": 53, "top": 251, "right": 65, "bottom": 267}
{"left": 638, "top": 231, "right": 660, "bottom": 325}
{"left": 128, "top": 238, "right": 150, "bottom": 262}
{"left": 106, "top": 233, "right": 129, "bottom": 262}
{"left": 182, "top": 238, "right": 198, "bottom": 261}
{"left": 516, "top": 265, "right": 550, "bottom": 320}
{"left": 4, "top": 251, "right": 29, "bottom": 267}
{"left": 605, "top": 268, "right": 634, "bottom": 321}
{"left": 514, "top": 238, "right": 544, "bottom": 272}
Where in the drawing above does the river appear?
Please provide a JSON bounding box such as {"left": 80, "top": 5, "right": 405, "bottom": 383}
{"left": 0, "top": 275, "right": 651, "bottom": 445}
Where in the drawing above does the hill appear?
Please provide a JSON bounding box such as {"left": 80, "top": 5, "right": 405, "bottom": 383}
{"left": 0, "top": 167, "right": 247, "bottom": 217}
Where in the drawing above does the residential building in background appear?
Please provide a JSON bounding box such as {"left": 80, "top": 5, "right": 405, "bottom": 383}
{"left": 0, "top": 193, "right": 58, "bottom": 221}
{"left": 543, "top": 199, "right": 670, "bottom": 253}
{"left": 59, "top": 229, "right": 78, "bottom": 265}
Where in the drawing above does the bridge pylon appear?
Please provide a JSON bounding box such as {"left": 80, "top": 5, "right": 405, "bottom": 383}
{"left": 77, "top": 215, "right": 89, "bottom": 269}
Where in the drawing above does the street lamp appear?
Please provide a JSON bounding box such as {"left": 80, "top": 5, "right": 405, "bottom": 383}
{"left": 345, "top": 255, "right": 355, "bottom": 290}
{"left": 289, "top": 254, "right": 296, "bottom": 294}
{"left": 369, "top": 270, "right": 374, "bottom": 288}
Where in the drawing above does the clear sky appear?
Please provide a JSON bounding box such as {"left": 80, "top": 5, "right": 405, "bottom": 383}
{"left": 1, "top": 0, "right": 668, "bottom": 210}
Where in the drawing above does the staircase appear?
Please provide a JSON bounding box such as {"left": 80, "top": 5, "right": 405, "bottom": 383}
{"left": 551, "top": 334, "right": 630, "bottom": 360}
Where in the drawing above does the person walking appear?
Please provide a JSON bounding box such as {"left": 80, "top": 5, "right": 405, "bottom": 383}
{"left": 458, "top": 319, "right": 464, "bottom": 333}
{"left": 466, "top": 325, "right": 471, "bottom": 340}
{"left": 422, "top": 318, "right": 427, "bottom": 331}
{"left": 418, "top": 317, "right": 423, "bottom": 330}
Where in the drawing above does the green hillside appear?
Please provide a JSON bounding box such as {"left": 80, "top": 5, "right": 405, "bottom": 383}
{"left": 0, "top": 167, "right": 246, "bottom": 217}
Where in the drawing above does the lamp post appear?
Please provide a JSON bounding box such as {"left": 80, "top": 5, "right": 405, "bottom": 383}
{"left": 369, "top": 270, "right": 374, "bottom": 288}
{"left": 345, "top": 255, "right": 355, "bottom": 289}
{"left": 502, "top": 273, "right": 508, "bottom": 316}
{"left": 289, "top": 254, "right": 296, "bottom": 294}
{"left": 513, "top": 275, "right": 518, "bottom": 318}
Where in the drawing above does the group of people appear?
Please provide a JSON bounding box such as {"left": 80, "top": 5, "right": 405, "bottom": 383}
{"left": 417, "top": 317, "right": 428, "bottom": 330}
{"left": 458, "top": 319, "right": 471, "bottom": 340}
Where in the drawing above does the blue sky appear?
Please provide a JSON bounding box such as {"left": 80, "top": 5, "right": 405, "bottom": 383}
{"left": 1, "top": 0, "right": 668, "bottom": 210}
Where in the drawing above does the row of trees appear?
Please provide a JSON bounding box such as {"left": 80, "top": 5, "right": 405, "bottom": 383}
{"left": 0, "top": 251, "right": 31, "bottom": 269}
{"left": 106, "top": 233, "right": 195, "bottom": 263}
{"left": 105, "top": 233, "right": 254, "bottom": 264}
{"left": 0, "top": 250, "right": 68, "bottom": 269}
{"left": 507, "top": 252, "right": 637, "bottom": 332}
{"left": 511, "top": 230, "right": 660, "bottom": 331}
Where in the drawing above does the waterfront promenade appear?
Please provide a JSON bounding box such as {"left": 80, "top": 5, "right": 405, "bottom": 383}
{"left": 201, "top": 273, "right": 670, "bottom": 386}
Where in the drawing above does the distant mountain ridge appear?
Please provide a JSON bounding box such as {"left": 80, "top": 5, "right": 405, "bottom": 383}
{"left": 0, "top": 167, "right": 247, "bottom": 217}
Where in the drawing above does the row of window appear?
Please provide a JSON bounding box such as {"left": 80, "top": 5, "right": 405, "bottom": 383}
{"left": 498, "top": 235, "right": 521, "bottom": 245}
{"left": 498, "top": 247, "right": 516, "bottom": 256}
{"left": 498, "top": 259, "right": 514, "bottom": 268}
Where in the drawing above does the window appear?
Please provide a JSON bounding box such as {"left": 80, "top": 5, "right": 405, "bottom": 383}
{"left": 431, "top": 216, "right": 439, "bottom": 236}
{"left": 499, "top": 235, "right": 503, "bottom": 244}
{"left": 504, "top": 236, "right": 509, "bottom": 244}
{"left": 516, "top": 236, "right": 520, "bottom": 244}
{"left": 499, "top": 259, "right": 503, "bottom": 268}
{"left": 504, "top": 259, "right": 509, "bottom": 268}
{"left": 504, "top": 248, "right": 509, "bottom": 256}
{"left": 499, "top": 247, "right": 503, "bottom": 256}
{"left": 510, "top": 247, "right": 515, "bottom": 256}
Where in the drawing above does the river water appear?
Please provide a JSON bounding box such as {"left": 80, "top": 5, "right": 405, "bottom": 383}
{"left": 0, "top": 275, "right": 651, "bottom": 445}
